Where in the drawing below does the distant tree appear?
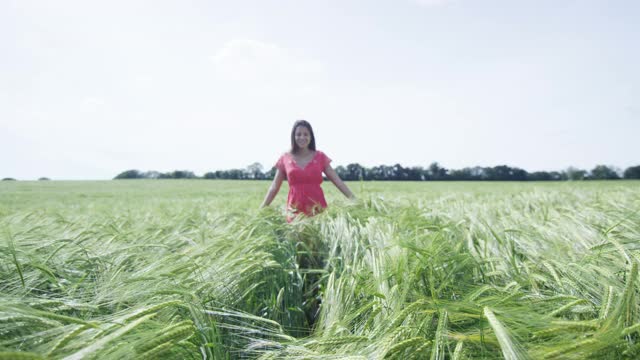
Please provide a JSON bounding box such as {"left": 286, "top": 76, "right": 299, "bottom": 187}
{"left": 513, "top": 168, "right": 528, "bottom": 181}
{"left": 428, "top": 162, "right": 448, "bottom": 180}
{"left": 2, "top": 178, "right": 16, "bottom": 181}
{"left": 624, "top": 165, "right": 640, "bottom": 179}
{"left": 170, "top": 170, "right": 196, "bottom": 179}
{"left": 449, "top": 168, "right": 471, "bottom": 181}
{"left": 528, "top": 171, "right": 556, "bottom": 181}
{"left": 361, "top": 166, "right": 374, "bottom": 181}
{"left": 383, "top": 165, "right": 395, "bottom": 179}
{"left": 449, "top": 167, "right": 473, "bottom": 181}
{"left": 483, "top": 166, "right": 501, "bottom": 180}
{"left": 334, "top": 165, "right": 347, "bottom": 180}
{"left": 392, "top": 164, "right": 409, "bottom": 180}
{"left": 232, "top": 169, "right": 248, "bottom": 179}
{"left": 110, "top": 162, "right": 634, "bottom": 182}
{"left": 346, "top": 163, "right": 365, "bottom": 181}
{"left": 369, "top": 165, "right": 395, "bottom": 180}
{"left": 590, "top": 165, "right": 620, "bottom": 180}
{"left": 407, "top": 166, "right": 425, "bottom": 181}
{"left": 114, "top": 170, "right": 143, "bottom": 179}
{"left": 38, "top": 177, "right": 51, "bottom": 181}
{"left": 564, "top": 167, "right": 587, "bottom": 181}
{"left": 549, "top": 171, "right": 564, "bottom": 181}
{"left": 369, "top": 165, "right": 384, "bottom": 180}
{"left": 143, "top": 171, "right": 161, "bottom": 179}
{"left": 483, "top": 165, "right": 527, "bottom": 181}
{"left": 266, "top": 166, "right": 277, "bottom": 180}
{"left": 247, "top": 162, "right": 265, "bottom": 180}
{"left": 216, "top": 169, "right": 247, "bottom": 179}
{"left": 469, "top": 167, "right": 485, "bottom": 180}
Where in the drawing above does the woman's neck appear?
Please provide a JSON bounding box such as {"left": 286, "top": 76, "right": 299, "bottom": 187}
{"left": 295, "top": 148, "right": 312, "bottom": 156}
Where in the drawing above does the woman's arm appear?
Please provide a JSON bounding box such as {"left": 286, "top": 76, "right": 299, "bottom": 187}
{"left": 324, "top": 164, "right": 355, "bottom": 199}
{"left": 260, "top": 169, "right": 286, "bottom": 208}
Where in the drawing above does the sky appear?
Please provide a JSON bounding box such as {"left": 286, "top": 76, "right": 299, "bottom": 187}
{"left": 1, "top": 0, "right": 638, "bottom": 180}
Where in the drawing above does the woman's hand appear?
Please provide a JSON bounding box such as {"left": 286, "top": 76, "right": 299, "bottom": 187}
{"left": 260, "top": 169, "right": 285, "bottom": 208}
{"left": 324, "top": 165, "right": 355, "bottom": 200}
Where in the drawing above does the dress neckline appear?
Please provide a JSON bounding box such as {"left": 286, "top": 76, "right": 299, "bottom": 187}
{"left": 290, "top": 151, "right": 318, "bottom": 170}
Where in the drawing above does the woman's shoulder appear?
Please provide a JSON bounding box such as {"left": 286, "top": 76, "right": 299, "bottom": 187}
{"left": 275, "top": 151, "right": 291, "bottom": 169}
{"left": 278, "top": 151, "right": 292, "bottom": 159}
{"left": 315, "top": 150, "right": 332, "bottom": 166}
{"left": 315, "top": 150, "right": 331, "bottom": 158}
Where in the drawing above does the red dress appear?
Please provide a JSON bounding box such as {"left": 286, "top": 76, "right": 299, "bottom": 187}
{"left": 275, "top": 151, "right": 332, "bottom": 221}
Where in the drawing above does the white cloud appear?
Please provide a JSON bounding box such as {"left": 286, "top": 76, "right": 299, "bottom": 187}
{"left": 411, "top": 0, "right": 455, "bottom": 7}
{"left": 82, "top": 96, "right": 106, "bottom": 107}
{"left": 210, "top": 39, "right": 325, "bottom": 87}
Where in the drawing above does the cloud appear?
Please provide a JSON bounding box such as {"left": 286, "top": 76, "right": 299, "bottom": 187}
{"left": 411, "top": 0, "right": 455, "bottom": 7}
{"left": 210, "top": 39, "right": 325, "bottom": 87}
{"left": 82, "top": 97, "right": 106, "bottom": 107}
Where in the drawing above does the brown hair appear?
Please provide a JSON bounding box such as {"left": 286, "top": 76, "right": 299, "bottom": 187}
{"left": 290, "top": 120, "right": 316, "bottom": 154}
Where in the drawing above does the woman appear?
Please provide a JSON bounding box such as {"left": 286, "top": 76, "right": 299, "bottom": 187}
{"left": 261, "top": 120, "right": 355, "bottom": 221}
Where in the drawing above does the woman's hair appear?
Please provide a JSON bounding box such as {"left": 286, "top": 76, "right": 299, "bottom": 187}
{"left": 290, "top": 120, "right": 316, "bottom": 154}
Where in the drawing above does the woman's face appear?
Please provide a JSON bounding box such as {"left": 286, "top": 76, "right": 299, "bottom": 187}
{"left": 294, "top": 126, "right": 311, "bottom": 150}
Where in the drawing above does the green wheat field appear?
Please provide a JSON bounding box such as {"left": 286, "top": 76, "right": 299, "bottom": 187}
{"left": 1, "top": 180, "right": 639, "bottom": 359}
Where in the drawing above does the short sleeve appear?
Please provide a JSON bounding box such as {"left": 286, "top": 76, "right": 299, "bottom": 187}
{"left": 318, "top": 151, "right": 332, "bottom": 168}
{"left": 275, "top": 154, "right": 286, "bottom": 172}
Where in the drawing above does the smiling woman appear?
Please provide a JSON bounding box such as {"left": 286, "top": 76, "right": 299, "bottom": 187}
{"left": 260, "top": 120, "right": 355, "bottom": 222}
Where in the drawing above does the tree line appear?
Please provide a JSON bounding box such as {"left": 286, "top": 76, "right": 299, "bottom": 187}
{"left": 114, "top": 163, "right": 640, "bottom": 181}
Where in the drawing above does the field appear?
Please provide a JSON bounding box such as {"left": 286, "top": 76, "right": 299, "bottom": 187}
{"left": 1, "top": 180, "right": 640, "bottom": 359}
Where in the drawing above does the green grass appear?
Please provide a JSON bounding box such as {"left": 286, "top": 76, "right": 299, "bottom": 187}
{"left": 1, "top": 180, "right": 639, "bottom": 359}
